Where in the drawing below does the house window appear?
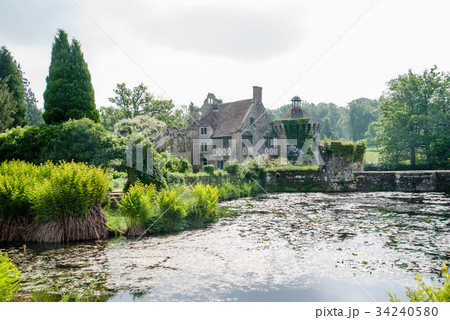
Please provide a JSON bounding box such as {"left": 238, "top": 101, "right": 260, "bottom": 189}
{"left": 250, "top": 117, "right": 255, "bottom": 126}
{"left": 201, "top": 157, "right": 207, "bottom": 166}
{"left": 200, "top": 127, "right": 207, "bottom": 135}
{"left": 223, "top": 137, "right": 230, "bottom": 149}
{"left": 242, "top": 135, "right": 253, "bottom": 148}
{"left": 201, "top": 142, "right": 208, "bottom": 152}
{"left": 217, "top": 160, "right": 224, "bottom": 169}
{"left": 265, "top": 137, "right": 273, "bottom": 148}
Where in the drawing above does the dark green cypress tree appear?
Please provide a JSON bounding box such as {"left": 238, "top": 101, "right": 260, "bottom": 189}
{"left": 0, "top": 46, "right": 28, "bottom": 127}
{"left": 43, "top": 29, "right": 99, "bottom": 124}
{"left": 66, "top": 39, "right": 99, "bottom": 122}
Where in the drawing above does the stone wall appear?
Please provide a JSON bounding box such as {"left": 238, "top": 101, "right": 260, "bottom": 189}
{"left": 353, "top": 171, "right": 450, "bottom": 192}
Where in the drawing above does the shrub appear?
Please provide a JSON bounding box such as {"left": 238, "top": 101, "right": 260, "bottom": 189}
{"left": 0, "top": 251, "right": 21, "bottom": 302}
{"left": 157, "top": 188, "right": 189, "bottom": 231}
{"left": 32, "top": 162, "right": 110, "bottom": 220}
{"left": 187, "top": 183, "right": 219, "bottom": 227}
{"left": 203, "top": 165, "right": 215, "bottom": 175}
{"left": 223, "top": 160, "right": 241, "bottom": 176}
{"left": 0, "top": 119, "right": 122, "bottom": 167}
{"left": 162, "top": 152, "right": 192, "bottom": 174}
{"left": 0, "top": 160, "right": 110, "bottom": 221}
{"left": 119, "top": 182, "right": 157, "bottom": 229}
{"left": 242, "top": 159, "right": 266, "bottom": 180}
{"left": 113, "top": 115, "right": 166, "bottom": 139}
{"left": 323, "top": 139, "right": 366, "bottom": 163}
{"left": 217, "top": 181, "right": 241, "bottom": 201}
{"left": 388, "top": 264, "right": 450, "bottom": 302}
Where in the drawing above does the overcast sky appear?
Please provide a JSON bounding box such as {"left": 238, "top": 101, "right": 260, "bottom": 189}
{"left": 1, "top": 0, "right": 450, "bottom": 111}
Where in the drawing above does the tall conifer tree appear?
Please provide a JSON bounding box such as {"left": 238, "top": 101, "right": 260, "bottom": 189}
{"left": 43, "top": 29, "right": 99, "bottom": 124}
{"left": 0, "top": 46, "right": 28, "bottom": 127}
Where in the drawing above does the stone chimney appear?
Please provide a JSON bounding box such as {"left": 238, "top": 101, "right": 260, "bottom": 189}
{"left": 253, "top": 86, "right": 262, "bottom": 104}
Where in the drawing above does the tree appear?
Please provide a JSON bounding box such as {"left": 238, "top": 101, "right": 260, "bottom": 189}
{"left": 0, "top": 77, "right": 16, "bottom": 132}
{"left": 100, "top": 106, "right": 128, "bottom": 132}
{"left": 0, "top": 46, "right": 27, "bottom": 127}
{"left": 23, "top": 78, "right": 43, "bottom": 126}
{"left": 348, "top": 98, "right": 380, "bottom": 141}
{"left": 107, "top": 82, "right": 183, "bottom": 127}
{"left": 43, "top": 29, "right": 99, "bottom": 124}
{"left": 375, "top": 66, "right": 450, "bottom": 168}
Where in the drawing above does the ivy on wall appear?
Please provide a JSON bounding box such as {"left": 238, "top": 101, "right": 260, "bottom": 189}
{"left": 281, "top": 119, "right": 314, "bottom": 148}
{"left": 323, "top": 140, "right": 366, "bottom": 162}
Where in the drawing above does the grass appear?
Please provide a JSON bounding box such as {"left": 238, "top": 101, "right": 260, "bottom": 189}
{"left": 364, "top": 147, "right": 380, "bottom": 164}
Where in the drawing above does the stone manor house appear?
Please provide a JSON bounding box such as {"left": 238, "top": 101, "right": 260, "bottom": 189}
{"left": 167, "top": 86, "right": 321, "bottom": 172}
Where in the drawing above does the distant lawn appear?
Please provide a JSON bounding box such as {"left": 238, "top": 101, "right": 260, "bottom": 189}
{"left": 365, "top": 147, "right": 380, "bottom": 164}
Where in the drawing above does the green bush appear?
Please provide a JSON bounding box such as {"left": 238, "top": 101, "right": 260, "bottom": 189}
{"left": 203, "top": 165, "right": 215, "bottom": 175}
{"left": 323, "top": 139, "right": 367, "bottom": 162}
{"left": 353, "top": 140, "right": 367, "bottom": 162}
{"left": 0, "top": 251, "right": 21, "bottom": 302}
{"left": 223, "top": 160, "right": 242, "bottom": 176}
{"left": 157, "top": 188, "right": 189, "bottom": 231}
{"left": 0, "top": 160, "right": 110, "bottom": 221}
{"left": 0, "top": 119, "right": 122, "bottom": 167}
{"left": 119, "top": 182, "right": 157, "bottom": 229}
{"left": 162, "top": 152, "right": 192, "bottom": 174}
{"left": 187, "top": 183, "right": 219, "bottom": 227}
{"left": 388, "top": 264, "right": 450, "bottom": 302}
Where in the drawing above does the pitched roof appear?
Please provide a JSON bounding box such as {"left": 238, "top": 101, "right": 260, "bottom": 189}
{"left": 279, "top": 107, "right": 315, "bottom": 120}
{"left": 193, "top": 99, "right": 254, "bottom": 138}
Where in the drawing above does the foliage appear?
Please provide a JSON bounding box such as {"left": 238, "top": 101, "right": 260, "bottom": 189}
{"left": 43, "top": 29, "right": 99, "bottom": 124}
{"left": 186, "top": 183, "right": 219, "bottom": 227}
{"left": 203, "top": 164, "right": 215, "bottom": 175}
{"left": 241, "top": 159, "right": 266, "bottom": 180}
{"left": 374, "top": 66, "right": 450, "bottom": 169}
{"left": 23, "top": 78, "right": 44, "bottom": 126}
{"left": 107, "top": 82, "right": 186, "bottom": 128}
{"left": 0, "top": 251, "right": 21, "bottom": 302}
{"left": 0, "top": 46, "right": 27, "bottom": 128}
{"left": 223, "top": 160, "right": 242, "bottom": 176}
{"left": 264, "top": 165, "right": 319, "bottom": 172}
{"left": 99, "top": 106, "right": 127, "bottom": 132}
{"left": 0, "top": 118, "right": 123, "bottom": 167}
{"left": 157, "top": 188, "right": 188, "bottom": 231}
{"left": 281, "top": 118, "right": 313, "bottom": 149}
{"left": 217, "top": 180, "right": 260, "bottom": 201}
{"left": 0, "top": 160, "right": 110, "bottom": 221}
{"left": 348, "top": 98, "right": 380, "bottom": 141}
{"left": 113, "top": 114, "right": 166, "bottom": 139}
{"left": 0, "top": 77, "right": 16, "bottom": 132}
{"left": 119, "top": 182, "right": 157, "bottom": 229}
{"left": 388, "top": 264, "right": 450, "bottom": 302}
{"left": 323, "top": 140, "right": 366, "bottom": 162}
{"left": 162, "top": 153, "right": 192, "bottom": 174}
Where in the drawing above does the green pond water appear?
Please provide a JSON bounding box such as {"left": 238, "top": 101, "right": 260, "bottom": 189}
{"left": 2, "top": 192, "right": 449, "bottom": 301}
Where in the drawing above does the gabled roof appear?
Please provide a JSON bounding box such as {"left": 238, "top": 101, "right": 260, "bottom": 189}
{"left": 279, "top": 107, "right": 315, "bottom": 120}
{"left": 193, "top": 99, "right": 254, "bottom": 138}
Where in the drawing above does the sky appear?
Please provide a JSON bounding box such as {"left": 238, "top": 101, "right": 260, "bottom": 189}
{"left": 1, "top": 0, "right": 450, "bottom": 111}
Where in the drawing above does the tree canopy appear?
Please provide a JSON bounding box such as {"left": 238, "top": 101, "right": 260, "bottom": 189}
{"left": 374, "top": 66, "right": 450, "bottom": 168}
{"left": 0, "top": 46, "right": 27, "bottom": 128}
{"left": 43, "top": 29, "right": 99, "bottom": 124}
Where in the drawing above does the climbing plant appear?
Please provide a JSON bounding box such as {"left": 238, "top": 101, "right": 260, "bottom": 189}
{"left": 281, "top": 119, "right": 314, "bottom": 148}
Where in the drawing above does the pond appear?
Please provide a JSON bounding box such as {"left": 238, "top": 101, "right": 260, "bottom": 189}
{"left": 2, "top": 192, "right": 449, "bottom": 302}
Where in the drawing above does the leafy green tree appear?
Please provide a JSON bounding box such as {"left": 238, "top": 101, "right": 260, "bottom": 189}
{"left": 100, "top": 105, "right": 128, "bottom": 132}
{"left": 375, "top": 66, "right": 450, "bottom": 168}
{"left": 113, "top": 114, "right": 166, "bottom": 139}
{"left": 348, "top": 98, "right": 380, "bottom": 141}
{"left": 23, "top": 79, "right": 43, "bottom": 126}
{"left": 0, "top": 46, "right": 27, "bottom": 127}
{"left": 43, "top": 29, "right": 99, "bottom": 124}
{"left": 0, "top": 77, "right": 16, "bottom": 132}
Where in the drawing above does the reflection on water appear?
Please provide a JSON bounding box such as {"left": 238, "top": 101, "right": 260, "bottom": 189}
{"left": 2, "top": 192, "right": 449, "bottom": 302}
